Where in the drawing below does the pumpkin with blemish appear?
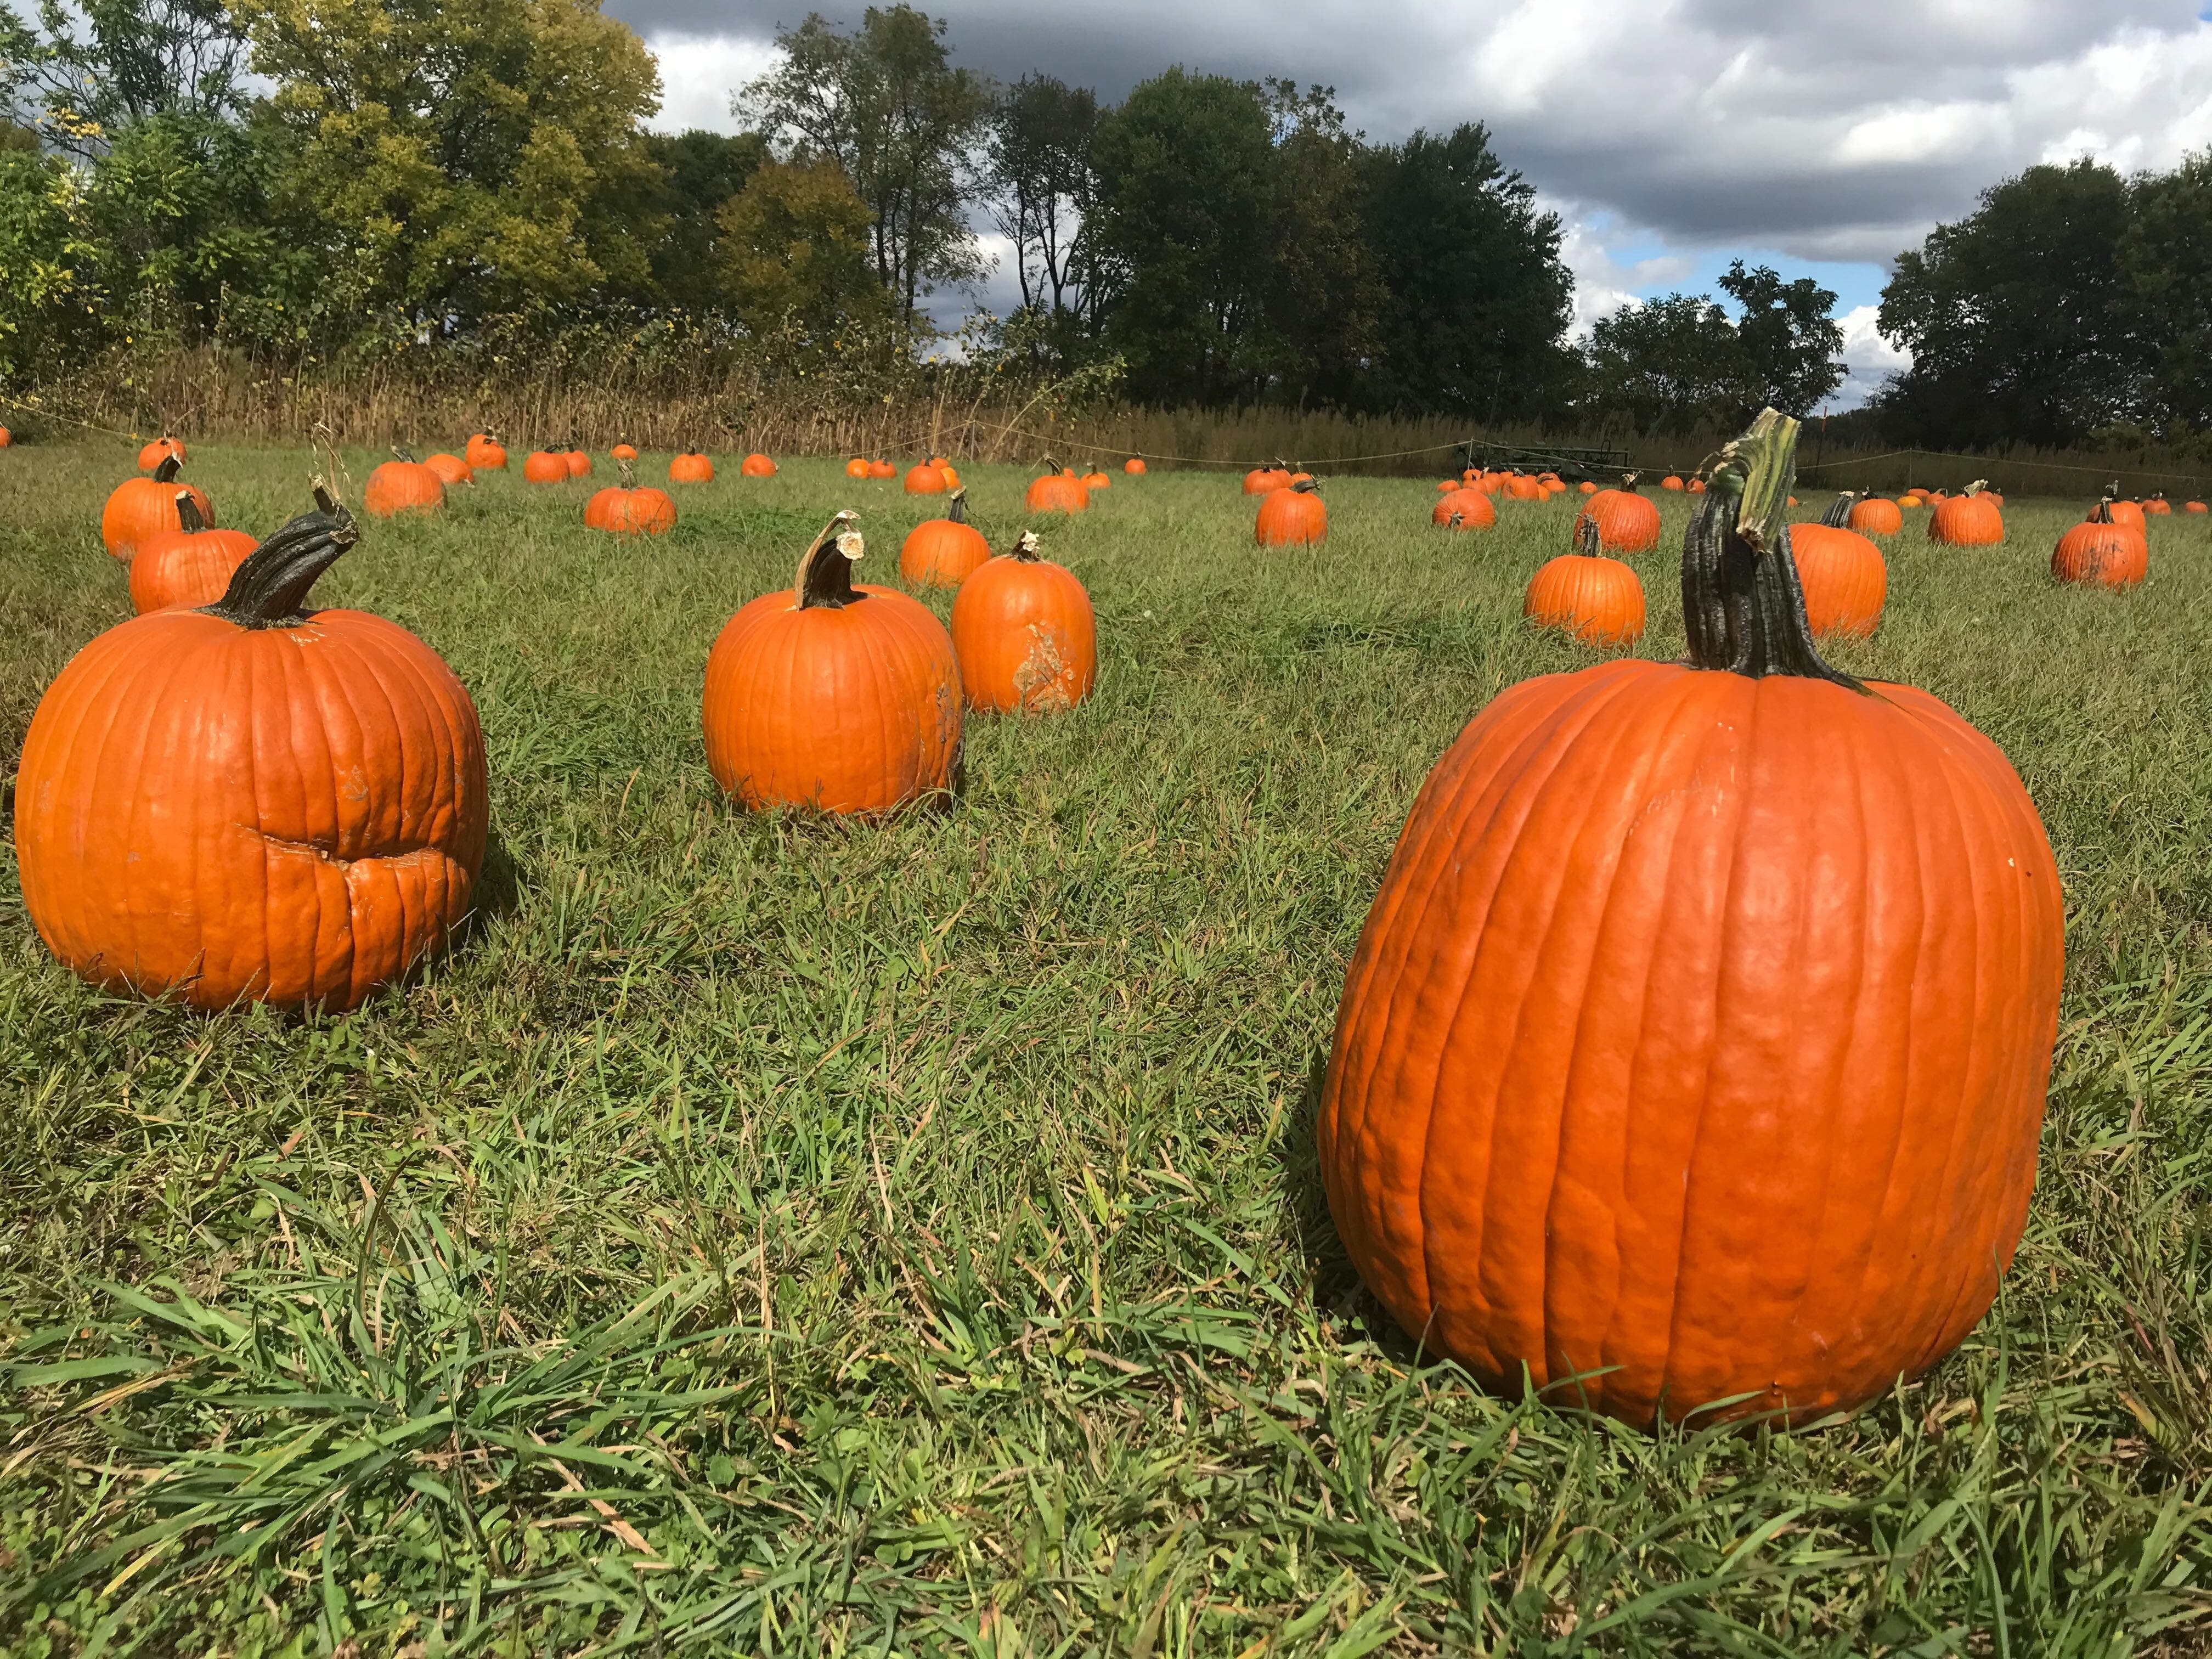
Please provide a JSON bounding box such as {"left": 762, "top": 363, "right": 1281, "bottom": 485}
{"left": 950, "top": 530, "right": 1097, "bottom": 714}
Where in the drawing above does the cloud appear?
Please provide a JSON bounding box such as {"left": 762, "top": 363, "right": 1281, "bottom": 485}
{"left": 1834, "top": 304, "right": 1911, "bottom": 410}
{"left": 643, "top": 32, "right": 781, "bottom": 134}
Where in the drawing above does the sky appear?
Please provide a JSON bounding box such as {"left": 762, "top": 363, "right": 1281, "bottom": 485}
{"left": 613, "top": 0, "right": 2212, "bottom": 409}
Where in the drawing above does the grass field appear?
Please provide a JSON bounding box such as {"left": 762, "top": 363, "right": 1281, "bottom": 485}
{"left": 4, "top": 447, "right": 2212, "bottom": 1655}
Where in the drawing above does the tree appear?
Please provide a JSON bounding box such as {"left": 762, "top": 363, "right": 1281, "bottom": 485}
{"left": 985, "top": 73, "right": 1098, "bottom": 353}
{"left": 1583, "top": 294, "right": 1762, "bottom": 435}
{"left": 716, "top": 157, "right": 884, "bottom": 336}
{"left": 1359, "top": 123, "right": 1573, "bottom": 419}
{"left": 737, "top": 6, "right": 991, "bottom": 327}
{"left": 13, "top": 0, "right": 251, "bottom": 153}
{"left": 1257, "top": 81, "right": 1383, "bottom": 409}
{"left": 0, "top": 144, "right": 103, "bottom": 375}
{"left": 639, "top": 129, "right": 767, "bottom": 314}
{"left": 1875, "top": 159, "right": 2138, "bottom": 448}
{"left": 232, "top": 0, "right": 664, "bottom": 329}
{"left": 2122, "top": 152, "right": 2212, "bottom": 436}
{"left": 1717, "top": 259, "right": 1843, "bottom": 416}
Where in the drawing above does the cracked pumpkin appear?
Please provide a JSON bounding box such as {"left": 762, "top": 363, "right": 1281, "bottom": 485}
{"left": 950, "top": 531, "right": 1097, "bottom": 714}
{"left": 1318, "top": 410, "right": 2064, "bottom": 1429}
{"left": 16, "top": 491, "right": 488, "bottom": 1011}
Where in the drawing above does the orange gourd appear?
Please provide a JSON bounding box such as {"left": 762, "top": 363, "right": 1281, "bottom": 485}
{"left": 741, "top": 453, "right": 777, "bottom": 477}
{"left": 2052, "top": 498, "right": 2147, "bottom": 589}
{"left": 867, "top": 459, "right": 896, "bottom": 479}
{"left": 905, "top": 461, "right": 949, "bottom": 495}
{"left": 1432, "top": 488, "right": 1496, "bottom": 530}
{"left": 845, "top": 457, "right": 871, "bottom": 478}
{"left": 702, "top": 513, "right": 962, "bottom": 815}
{"left": 1687, "top": 478, "right": 1707, "bottom": 494}
{"left": 1523, "top": 518, "right": 1646, "bottom": 646}
{"left": 670, "top": 450, "right": 715, "bottom": 484}
{"left": 584, "top": 460, "right": 677, "bottom": 536}
{"left": 137, "top": 434, "right": 187, "bottom": 472}
{"left": 16, "top": 490, "right": 489, "bottom": 1011}
{"left": 1791, "top": 495, "right": 1888, "bottom": 639}
{"left": 899, "top": 489, "right": 991, "bottom": 589}
{"left": 2186, "top": 501, "right": 2206, "bottom": 514}
{"left": 564, "top": 450, "right": 591, "bottom": 478}
{"left": 103, "top": 455, "right": 212, "bottom": 560}
{"left": 1082, "top": 470, "right": 1111, "bottom": 490}
{"left": 465, "top": 432, "right": 507, "bottom": 470}
{"left": 1244, "top": 462, "right": 1293, "bottom": 494}
{"left": 1026, "top": 460, "right": 1090, "bottom": 515}
{"left": 524, "top": 450, "right": 569, "bottom": 484}
{"left": 1256, "top": 477, "right": 1327, "bottom": 545}
{"left": 424, "top": 452, "right": 474, "bottom": 487}
{"left": 950, "top": 529, "right": 1098, "bottom": 714}
{"left": 0, "top": 426, "right": 12, "bottom": 447}
{"left": 363, "top": 448, "right": 446, "bottom": 518}
{"left": 1848, "top": 495, "right": 1903, "bottom": 536}
{"left": 1573, "top": 473, "right": 1662, "bottom": 554}
{"left": 1503, "top": 474, "right": 1545, "bottom": 501}
{"left": 128, "top": 493, "right": 257, "bottom": 613}
{"left": 1660, "top": 475, "right": 1685, "bottom": 492}
{"left": 1319, "top": 410, "right": 2064, "bottom": 1430}
{"left": 1124, "top": 458, "right": 1147, "bottom": 475}
{"left": 1578, "top": 481, "right": 1597, "bottom": 495}
{"left": 612, "top": 442, "right": 639, "bottom": 463}
{"left": 2144, "top": 494, "right": 2172, "bottom": 517}
{"left": 1929, "top": 479, "right": 2002, "bottom": 545}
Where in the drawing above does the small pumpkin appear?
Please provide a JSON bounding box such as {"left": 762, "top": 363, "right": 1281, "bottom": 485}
{"left": 1432, "top": 488, "right": 1496, "bottom": 531}
{"left": 905, "top": 461, "right": 949, "bottom": 495}
{"left": 584, "top": 459, "right": 677, "bottom": 536}
{"left": 2052, "top": 498, "right": 2147, "bottom": 590}
{"left": 670, "top": 449, "right": 715, "bottom": 484}
{"left": 1660, "top": 475, "right": 1685, "bottom": 492}
{"left": 1573, "top": 473, "right": 1661, "bottom": 554}
{"left": 900, "top": 489, "right": 991, "bottom": 590}
{"left": 128, "top": 492, "right": 257, "bottom": 613}
{"left": 16, "top": 489, "right": 489, "bottom": 1011}
{"left": 524, "top": 450, "right": 570, "bottom": 484}
{"left": 1848, "top": 494, "right": 1904, "bottom": 536}
{"left": 1082, "top": 469, "right": 1111, "bottom": 490}
{"left": 950, "top": 529, "right": 1098, "bottom": 715}
{"left": 612, "top": 442, "right": 639, "bottom": 463}
{"left": 137, "top": 433, "right": 187, "bottom": 472}
{"left": 845, "top": 457, "right": 872, "bottom": 479}
{"left": 1897, "top": 495, "right": 1924, "bottom": 510}
{"left": 363, "top": 447, "right": 447, "bottom": 518}
{"left": 741, "top": 453, "right": 777, "bottom": 477}
{"left": 1244, "top": 462, "right": 1293, "bottom": 495}
{"left": 1791, "top": 494, "right": 1888, "bottom": 639}
{"left": 2187, "top": 500, "right": 2208, "bottom": 514}
{"left": 1319, "top": 409, "right": 2064, "bottom": 1430}
{"left": 1503, "top": 474, "right": 1545, "bottom": 501}
{"left": 868, "top": 459, "right": 897, "bottom": 479}
{"left": 2144, "top": 493, "right": 2172, "bottom": 517}
{"left": 1256, "top": 477, "right": 1327, "bottom": 545}
{"left": 0, "top": 426, "right": 12, "bottom": 447}
{"left": 1686, "top": 477, "right": 1707, "bottom": 495}
{"left": 1578, "top": 481, "right": 1598, "bottom": 495}
{"left": 1124, "top": 458, "right": 1147, "bottom": 475}
{"left": 424, "top": 452, "right": 475, "bottom": 487}
{"left": 103, "top": 455, "right": 212, "bottom": 560}
{"left": 564, "top": 449, "right": 592, "bottom": 478}
{"left": 1026, "top": 459, "right": 1090, "bottom": 516}
{"left": 465, "top": 432, "right": 508, "bottom": 470}
{"left": 702, "top": 512, "right": 963, "bottom": 815}
{"left": 1523, "top": 517, "right": 1646, "bottom": 646}
{"left": 1929, "top": 479, "right": 2002, "bottom": 546}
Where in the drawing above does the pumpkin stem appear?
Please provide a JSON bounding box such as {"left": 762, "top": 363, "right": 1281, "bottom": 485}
{"left": 201, "top": 494, "right": 360, "bottom": 629}
{"left": 618, "top": 457, "right": 636, "bottom": 490}
{"left": 1006, "top": 529, "right": 1043, "bottom": 563}
{"left": 1963, "top": 478, "right": 1989, "bottom": 497}
{"left": 795, "top": 512, "right": 866, "bottom": 610}
{"left": 1289, "top": 477, "right": 1319, "bottom": 495}
{"left": 1574, "top": 514, "right": 1601, "bottom": 558}
{"left": 946, "top": 488, "right": 970, "bottom": 524}
{"left": 392, "top": 444, "right": 418, "bottom": 464}
{"left": 1620, "top": 472, "right": 1642, "bottom": 492}
{"left": 2089, "top": 495, "right": 2115, "bottom": 524}
{"left": 174, "top": 490, "right": 207, "bottom": 534}
{"left": 1038, "top": 455, "right": 1061, "bottom": 476}
{"left": 1681, "top": 408, "right": 1860, "bottom": 689}
{"left": 153, "top": 454, "right": 181, "bottom": 484}
{"left": 1820, "top": 491, "right": 1855, "bottom": 529}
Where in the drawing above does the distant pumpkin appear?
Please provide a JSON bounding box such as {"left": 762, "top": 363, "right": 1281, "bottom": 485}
{"left": 1929, "top": 480, "right": 2003, "bottom": 546}
{"left": 899, "top": 489, "right": 990, "bottom": 589}
{"left": 1124, "top": 458, "right": 1147, "bottom": 475}
{"left": 1791, "top": 495, "right": 1889, "bottom": 639}
{"left": 523, "top": 450, "right": 569, "bottom": 483}
{"left": 2052, "top": 498, "right": 2147, "bottom": 590}
{"left": 1433, "top": 488, "right": 1497, "bottom": 531}
{"left": 137, "top": 434, "right": 187, "bottom": 473}
{"left": 584, "top": 460, "right": 677, "bottom": 536}
{"left": 465, "top": 432, "right": 507, "bottom": 470}
{"left": 1573, "top": 473, "right": 1661, "bottom": 554}
{"left": 741, "top": 453, "right": 777, "bottom": 477}
{"left": 128, "top": 492, "right": 257, "bottom": 613}
{"left": 670, "top": 450, "right": 715, "bottom": 484}
{"left": 103, "top": 455, "right": 211, "bottom": 560}
{"left": 1257, "top": 478, "right": 1327, "bottom": 545}
{"left": 1026, "top": 462, "right": 1090, "bottom": 515}
{"left": 1523, "top": 517, "right": 1646, "bottom": 646}
{"left": 424, "top": 452, "right": 475, "bottom": 487}
{"left": 363, "top": 448, "right": 446, "bottom": 518}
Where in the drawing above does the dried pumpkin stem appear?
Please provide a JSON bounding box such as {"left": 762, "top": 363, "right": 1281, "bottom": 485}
{"left": 945, "top": 488, "right": 969, "bottom": 524}
{"left": 1574, "top": 515, "right": 1601, "bottom": 558}
{"left": 201, "top": 495, "right": 360, "bottom": 629}
{"left": 174, "top": 490, "right": 207, "bottom": 534}
{"left": 1820, "top": 491, "right": 1855, "bottom": 529}
{"left": 1006, "top": 530, "right": 1043, "bottom": 564}
{"left": 795, "top": 511, "right": 865, "bottom": 610}
{"left": 392, "top": 444, "right": 418, "bottom": 464}
{"left": 618, "top": 458, "right": 636, "bottom": 490}
{"left": 153, "top": 454, "right": 181, "bottom": 484}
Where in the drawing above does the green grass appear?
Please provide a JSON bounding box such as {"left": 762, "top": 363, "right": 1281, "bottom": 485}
{"left": 4, "top": 447, "right": 2212, "bottom": 1656}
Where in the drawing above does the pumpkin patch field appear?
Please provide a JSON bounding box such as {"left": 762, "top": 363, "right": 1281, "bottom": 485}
{"left": 8, "top": 443, "right": 2212, "bottom": 1653}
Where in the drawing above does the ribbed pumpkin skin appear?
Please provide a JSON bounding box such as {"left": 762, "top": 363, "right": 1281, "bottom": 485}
{"left": 103, "top": 476, "right": 213, "bottom": 560}
{"left": 1257, "top": 487, "right": 1327, "bottom": 545}
{"left": 1790, "top": 523, "right": 1887, "bottom": 639}
{"left": 1573, "top": 489, "right": 1661, "bottom": 553}
{"left": 565, "top": 451, "right": 592, "bottom": 478}
{"left": 741, "top": 453, "right": 776, "bottom": 477}
{"left": 584, "top": 485, "right": 676, "bottom": 536}
{"left": 900, "top": 517, "right": 990, "bottom": 589}
{"left": 364, "top": 461, "right": 446, "bottom": 518}
{"left": 950, "top": 553, "right": 1097, "bottom": 714}
{"left": 612, "top": 443, "right": 639, "bottom": 462}
{"left": 1318, "top": 659, "right": 2064, "bottom": 1427}
{"left": 1503, "top": 475, "right": 1545, "bottom": 501}
{"left": 2052, "top": 521, "right": 2147, "bottom": 589}
{"left": 1848, "top": 497, "right": 1903, "bottom": 535}
{"left": 1523, "top": 555, "right": 1645, "bottom": 645}
{"left": 425, "top": 453, "right": 473, "bottom": 486}
{"left": 128, "top": 524, "right": 258, "bottom": 612}
{"left": 868, "top": 459, "right": 897, "bottom": 479}
{"left": 1432, "top": 488, "right": 1497, "bottom": 529}
{"left": 14, "top": 605, "right": 487, "bottom": 1011}
{"left": 905, "top": 464, "right": 949, "bottom": 494}
{"left": 523, "top": 452, "right": 568, "bottom": 483}
{"left": 1026, "top": 474, "right": 1090, "bottom": 515}
{"left": 1929, "top": 494, "right": 2002, "bottom": 546}
{"left": 1244, "top": 467, "right": 1291, "bottom": 494}
{"left": 465, "top": 435, "right": 507, "bottom": 470}
{"left": 703, "top": 586, "right": 961, "bottom": 814}
{"left": 670, "top": 453, "right": 715, "bottom": 483}
{"left": 2108, "top": 500, "right": 2146, "bottom": 531}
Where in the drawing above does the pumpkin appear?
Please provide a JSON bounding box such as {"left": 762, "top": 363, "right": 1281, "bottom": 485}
{"left": 1687, "top": 478, "right": 1707, "bottom": 494}
{"left": 1318, "top": 409, "right": 2064, "bottom": 1430}
{"left": 742, "top": 453, "right": 777, "bottom": 477}
{"left": 1898, "top": 495, "right": 1924, "bottom": 510}
{"left": 2052, "top": 498, "right": 2147, "bottom": 590}
{"left": 1906, "top": 487, "right": 1930, "bottom": 500}
{"left": 1244, "top": 463, "right": 1293, "bottom": 495}
{"left": 1124, "top": 458, "right": 1147, "bottom": 475}
{"left": 0, "top": 426, "right": 12, "bottom": 447}
{"left": 137, "top": 434, "right": 187, "bottom": 472}
{"left": 2188, "top": 500, "right": 2208, "bottom": 514}
{"left": 363, "top": 448, "right": 446, "bottom": 518}
{"left": 1437, "top": 479, "right": 1458, "bottom": 493}
{"left": 128, "top": 492, "right": 257, "bottom": 613}
{"left": 868, "top": 459, "right": 897, "bottom": 479}
{"left": 1432, "top": 488, "right": 1497, "bottom": 530}
{"left": 612, "top": 442, "right": 639, "bottom": 463}
{"left": 1026, "top": 460, "right": 1090, "bottom": 516}
{"left": 524, "top": 450, "right": 570, "bottom": 483}
{"left": 1573, "top": 473, "right": 1661, "bottom": 554}
{"left": 905, "top": 461, "right": 949, "bottom": 495}
{"left": 1503, "top": 474, "right": 1545, "bottom": 501}
{"left": 1256, "top": 477, "right": 1327, "bottom": 546}
{"left": 1523, "top": 518, "right": 1646, "bottom": 646}
{"left": 1082, "top": 470, "right": 1111, "bottom": 490}
{"left": 845, "top": 457, "right": 872, "bottom": 478}
{"left": 1929, "top": 479, "right": 2002, "bottom": 546}
{"left": 424, "top": 452, "right": 475, "bottom": 487}
{"left": 1848, "top": 494, "right": 1904, "bottom": 536}
{"left": 670, "top": 450, "right": 715, "bottom": 484}
{"left": 1578, "top": 481, "right": 1598, "bottom": 495}
{"left": 15, "top": 490, "right": 489, "bottom": 1011}
{"left": 702, "top": 512, "right": 962, "bottom": 815}
{"left": 103, "top": 455, "right": 212, "bottom": 560}
{"left": 584, "top": 459, "right": 677, "bottom": 536}
{"left": 564, "top": 449, "right": 591, "bottom": 478}
{"left": 465, "top": 432, "right": 507, "bottom": 470}
{"left": 1791, "top": 495, "right": 1888, "bottom": 639}
{"left": 2108, "top": 498, "right": 2146, "bottom": 531}
{"left": 899, "top": 489, "right": 991, "bottom": 589}
{"left": 1660, "top": 475, "right": 1685, "bottom": 492}
{"left": 950, "top": 529, "right": 1098, "bottom": 715}
{"left": 2144, "top": 494, "right": 2172, "bottom": 516}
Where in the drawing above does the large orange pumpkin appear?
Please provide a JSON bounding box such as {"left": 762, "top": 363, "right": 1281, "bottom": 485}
{"left": 2052, "top": 498, "right": 2147, "bottom": 590}
{"left": 702, "top": 513, "right": 962, "bottom": 815}
{"left": 523, "top": 450, "right": 569, "bottom": 484}
{"left": 1523, "top": 519, "right": 1646, "bottom": 646}
{"left": 1318, "top": 410, "right": 2064, "bottom": 1430}
{"left": 424, "top": 452, "right": 475, "bottom": 487}
{"left": 1929, "top": 480, "right": 2002, "bottom": 546}
{"left": 128, "top": 493, "right": 258, "bottom": 613}
{"left": 1433, "top": 488, "right": 1497, "bottom": 531}
{"left": 103, "top": 455, "right": 212, "bottom": 560}
{"left": 900, "top": 489, "right": 991, "bottom": 589}
{"left": 670, "top": 450, "right": 715, "bottom": 484}
{"left": 363, "top": 449, "right": 446, "bottom": 518}
{"left": 1573, "top": 473, "right": 1662, "bottom": 554}
{"left": 465, "top": 432, "right": 507, "bottom": 470}
{"left": 15, "top": 492, "right": 489, "bottom": 1011}
{"left": 1848, "top": 494, "right": 1904, "bottom": 536}
{"left": 905, "top": 461, "right": 949, "bottom": 495}
{"left": 1257, "top": 478, "right": 1327, "bottom": 545}
{"left": 950, "top": 529, "right": 1098, "bottom": 714}
{"left": 1791, "top": 495, "right": 1888, "bottom": 639}
{"left": 137, "top": 434, "right": 187, "bottom": 473}
{"left": 741, "top": 453, "right": 777, "bottom": 478}
{"left": 1026, "top": 462, "right": 1090, "bottom": 516}
{"left": 584, "top": 461, "right": 676, "bottom": 536}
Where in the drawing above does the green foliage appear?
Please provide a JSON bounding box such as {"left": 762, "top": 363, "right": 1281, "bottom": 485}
{"left": 2121, "top": 152, "right": 2212, "bottom": 439}
{"left": 0, "top": 146, "right": 101, "bottom": 376}
{"left": 1717, "top": 258, "right": 1845, "bottom": 417}
{"left": 639, "top": 128, "right": 767, "bottom": 315}
{"left": 1584, "top": 292, "right": 1764, "bottom": 436}
{"left": 716, "top": 156, "right": 885, "bottom": 337}
{"left": 986, "top": 72, "right": 1100, "bottom": 359}
{"left": 15, "top": 0, "right": 251, "bottom": 146}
